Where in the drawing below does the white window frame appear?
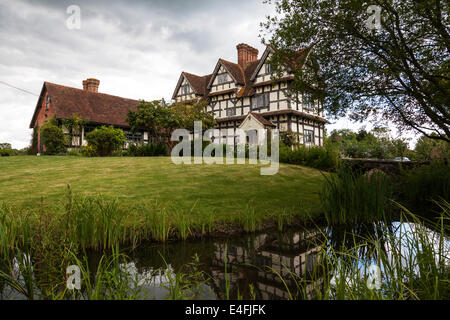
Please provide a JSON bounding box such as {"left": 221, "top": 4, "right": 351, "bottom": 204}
{"left": 304, "top": 129, "right": 314, "bottom": 144}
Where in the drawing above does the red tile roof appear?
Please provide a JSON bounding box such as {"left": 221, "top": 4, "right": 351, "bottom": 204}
{"left": 219, "top": 59, "right": 245, "bottom": 85}
{"left": 176, "top": 46, "right": 310, "bottom": 102}
{"left": 30, "top": 82, "right": 139, "bottom": 128}
{"left": 183, "top": 72, "right": 212, "bottom": 96}
{"left": 249, "top": 112, "right": 276, "bottom": 127}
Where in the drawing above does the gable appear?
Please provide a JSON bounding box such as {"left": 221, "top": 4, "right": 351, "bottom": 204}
{"left": 172, "top": 72, "right": 211, "bottom": 100}
{"left": 211, "top": 65, "right": 231, "bottom": 86}
{"left": 172, "top": 73, "right": 192, "bottom": 100}
{"left": 250, "top": 45, "right": 312, "bottom": 82}
{"left": 239, "top": 114, "right": 266, "bottom": 131}
{"left": 239, "top": 112, "right": 275, "bottom": 130}
{"left": 207, "top": 59, "right": 245, "bottom": 90}
{"left": 179, "top": 77, "right": 193, "bottom": 95}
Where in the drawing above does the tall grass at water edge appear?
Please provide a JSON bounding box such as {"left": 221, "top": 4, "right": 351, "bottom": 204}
{"left": 320, "top": 165, "right": 394, "bottom": 224}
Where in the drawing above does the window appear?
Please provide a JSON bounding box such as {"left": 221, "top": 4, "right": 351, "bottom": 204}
{"left": 124, "top": 131, "right": 143, "bottom": 142}
{"left": 265, "top": 63, "right": 272, "bottom": 74}
{"left": 304, "top": 129, "right": 314, "bottom": 144}
{"left": 302, "top": 93, "right": 315, "bottom": 111}
{"left": 217, "top": 73, "right": 227, "bottom": 84}
{"left": 226, "top": 107, "right": 236, "bottom": 117}
{"left": 252, "top": 92, "right": 270, "bottom": 110}
{"left": 181, "top": 85, "right": 189, "bottom": 95}
{"left": 45, "top": 96, "right": 50, "bottom": 111}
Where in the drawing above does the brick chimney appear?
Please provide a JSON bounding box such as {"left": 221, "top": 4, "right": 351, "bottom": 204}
{"left": 82, "top": 78, "right": 100, "bottom": 93}
{"left": 236, "top": 43, "right": 259, "bottom": 67}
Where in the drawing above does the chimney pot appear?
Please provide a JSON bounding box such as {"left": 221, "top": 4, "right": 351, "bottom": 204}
{"left": 83, "top": 78, "right": 100, "bottom": 93}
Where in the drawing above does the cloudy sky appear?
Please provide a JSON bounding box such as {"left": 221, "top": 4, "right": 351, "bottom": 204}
{"left": 0, "top": 0, "right": 408, "bottom": 149}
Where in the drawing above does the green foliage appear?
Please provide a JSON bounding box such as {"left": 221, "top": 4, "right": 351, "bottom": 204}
{"left": 280, "top": 131, "right": 300, "bottom": 147}
{"left": 40, "top": 120, "right": 66, "bottom": 155}
{"left": 320, "top": 165, "right": 394, "bottom": 224}
{"left": 299, "top": 202, "right": 450, "bottom": 300}
{"left": 61, "top": 114, "right": 89, "bottom": 147}
{"left": 328, "top": 128, "right": 411, "bottom": 159}
{"left": 67, "top": 149, "right": 82, "bottom": 157}
{"left": 126, "top": 143, "right": 167, "bottom": 157}
{"left": 263, "top": 0, "right": 449, "bottom": 142}
{"left": 0, "top": 147, "right": 30, "bottom": 157}
{"left": 0, "top": 149, "right": 14, "bottom": 157}
{"left": 279, "top": 143, "right": 338, "bottom": 171}
{"left": 414, "top": 134, "right": 450, "bottom": 161}
{"left": 85, "top": 126, "right": 126, "bottom": 157}
{"left": 126, "top": 100, "right": 216, "bottom": 151}
{"left": 80, "top": 145, "right": 97, "bottom": 157}
{"left": 29, "top": 127, "right": 39, "bottom": 155}
{"left": 397, "top": 161, "right": 450, "bottom": 210}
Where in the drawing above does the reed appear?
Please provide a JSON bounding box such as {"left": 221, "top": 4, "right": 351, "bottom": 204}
{"left": 320, "top": 165, "right": 393, "bottom": 224}
{"left": 239, "top": 203, "right": 259, "bottom": 232}
{"left": 270, "top": 199, "right": 450, "bottom": 300}
{"left": 148, "top": 209, "right": 172, "bottom": 243}
{"left": 172, "top": 203, "right": 197, "bottom": 241}
{"left": 275, "top": 209, "right": 294, "bottom": 232}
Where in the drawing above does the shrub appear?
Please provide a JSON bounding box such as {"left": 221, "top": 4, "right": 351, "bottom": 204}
{"left": 67, "top": 149, "right": 82, "bottom": 157}
{"left": 0, "top": 148, "right": 13, "bottom": 157}
{"left": 279, "top": 143, "right": 338, "bottom": 171}
{"left": 85, "top": 126, "right": 126, "bottom": 157}
{"left": 40, "top": 121, "right": 66, "bottom": 155}
{"left": 397, "top": 161, "right": 450, "bottom": 210}
{"left": 126, "top": 142, "right": 167, "bottom": 157}
{"left": 80, "top": 145, "right": 96, "bottom": 157}
{"left": 280, "top": 131, "right": 299, "bottom": 147}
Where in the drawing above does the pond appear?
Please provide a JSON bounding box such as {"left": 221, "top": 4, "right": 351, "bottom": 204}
{"left": 1, "top": 221, "right": 449, "bottom": 300}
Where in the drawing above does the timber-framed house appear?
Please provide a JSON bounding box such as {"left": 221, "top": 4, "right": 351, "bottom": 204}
{"left": 172, "top": 43, "right": 329, "bottom": 146}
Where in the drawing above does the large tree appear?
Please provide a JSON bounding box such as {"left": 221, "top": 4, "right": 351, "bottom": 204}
{"left": 262, "top": 0, "right": 449, "bottom": 142}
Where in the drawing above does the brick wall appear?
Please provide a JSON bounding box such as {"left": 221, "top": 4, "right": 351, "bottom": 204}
{"left": 34, "top": 89, "right": 55, "bottom": 153}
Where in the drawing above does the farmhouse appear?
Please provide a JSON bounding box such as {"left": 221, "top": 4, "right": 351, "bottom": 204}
{"left": 29, "top": 42, "right": 329, "bottom": 154}
{"left": 172, "top": 43, "right": 329, "bottom": 146}
{"left": 29, "top": 79, "right": 147, "bottom": 154}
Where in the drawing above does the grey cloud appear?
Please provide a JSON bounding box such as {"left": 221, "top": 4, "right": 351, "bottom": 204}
{"left": 0, "top": 0, "right": 274, "bottom": 148}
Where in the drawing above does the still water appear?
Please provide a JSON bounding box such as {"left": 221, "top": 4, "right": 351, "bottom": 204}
{"left": 1, "top": 222, "right": 448, "bottom": 300}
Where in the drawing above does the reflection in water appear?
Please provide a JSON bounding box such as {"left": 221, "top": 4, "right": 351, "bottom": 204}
{"left": 210, "top": 231, "right": 324, "bottom": 299}
{"left": 1, "top": 222, "right": 448, "bottom": 300}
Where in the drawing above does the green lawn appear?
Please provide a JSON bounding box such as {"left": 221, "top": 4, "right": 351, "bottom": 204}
{"left": 0, "top": 156, "right": 325, "bottom": 218}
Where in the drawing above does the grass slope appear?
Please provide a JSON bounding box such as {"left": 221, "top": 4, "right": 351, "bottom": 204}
{"left": 0, "top": 156, "right": 324, "bottom": 218}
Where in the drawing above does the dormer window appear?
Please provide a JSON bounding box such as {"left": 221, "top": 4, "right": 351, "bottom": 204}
{"left": 45, "top": 95, "right": 50, "bottom": 111}
{"left": 218, "top": 73, "right": 227, "bottom": 84}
